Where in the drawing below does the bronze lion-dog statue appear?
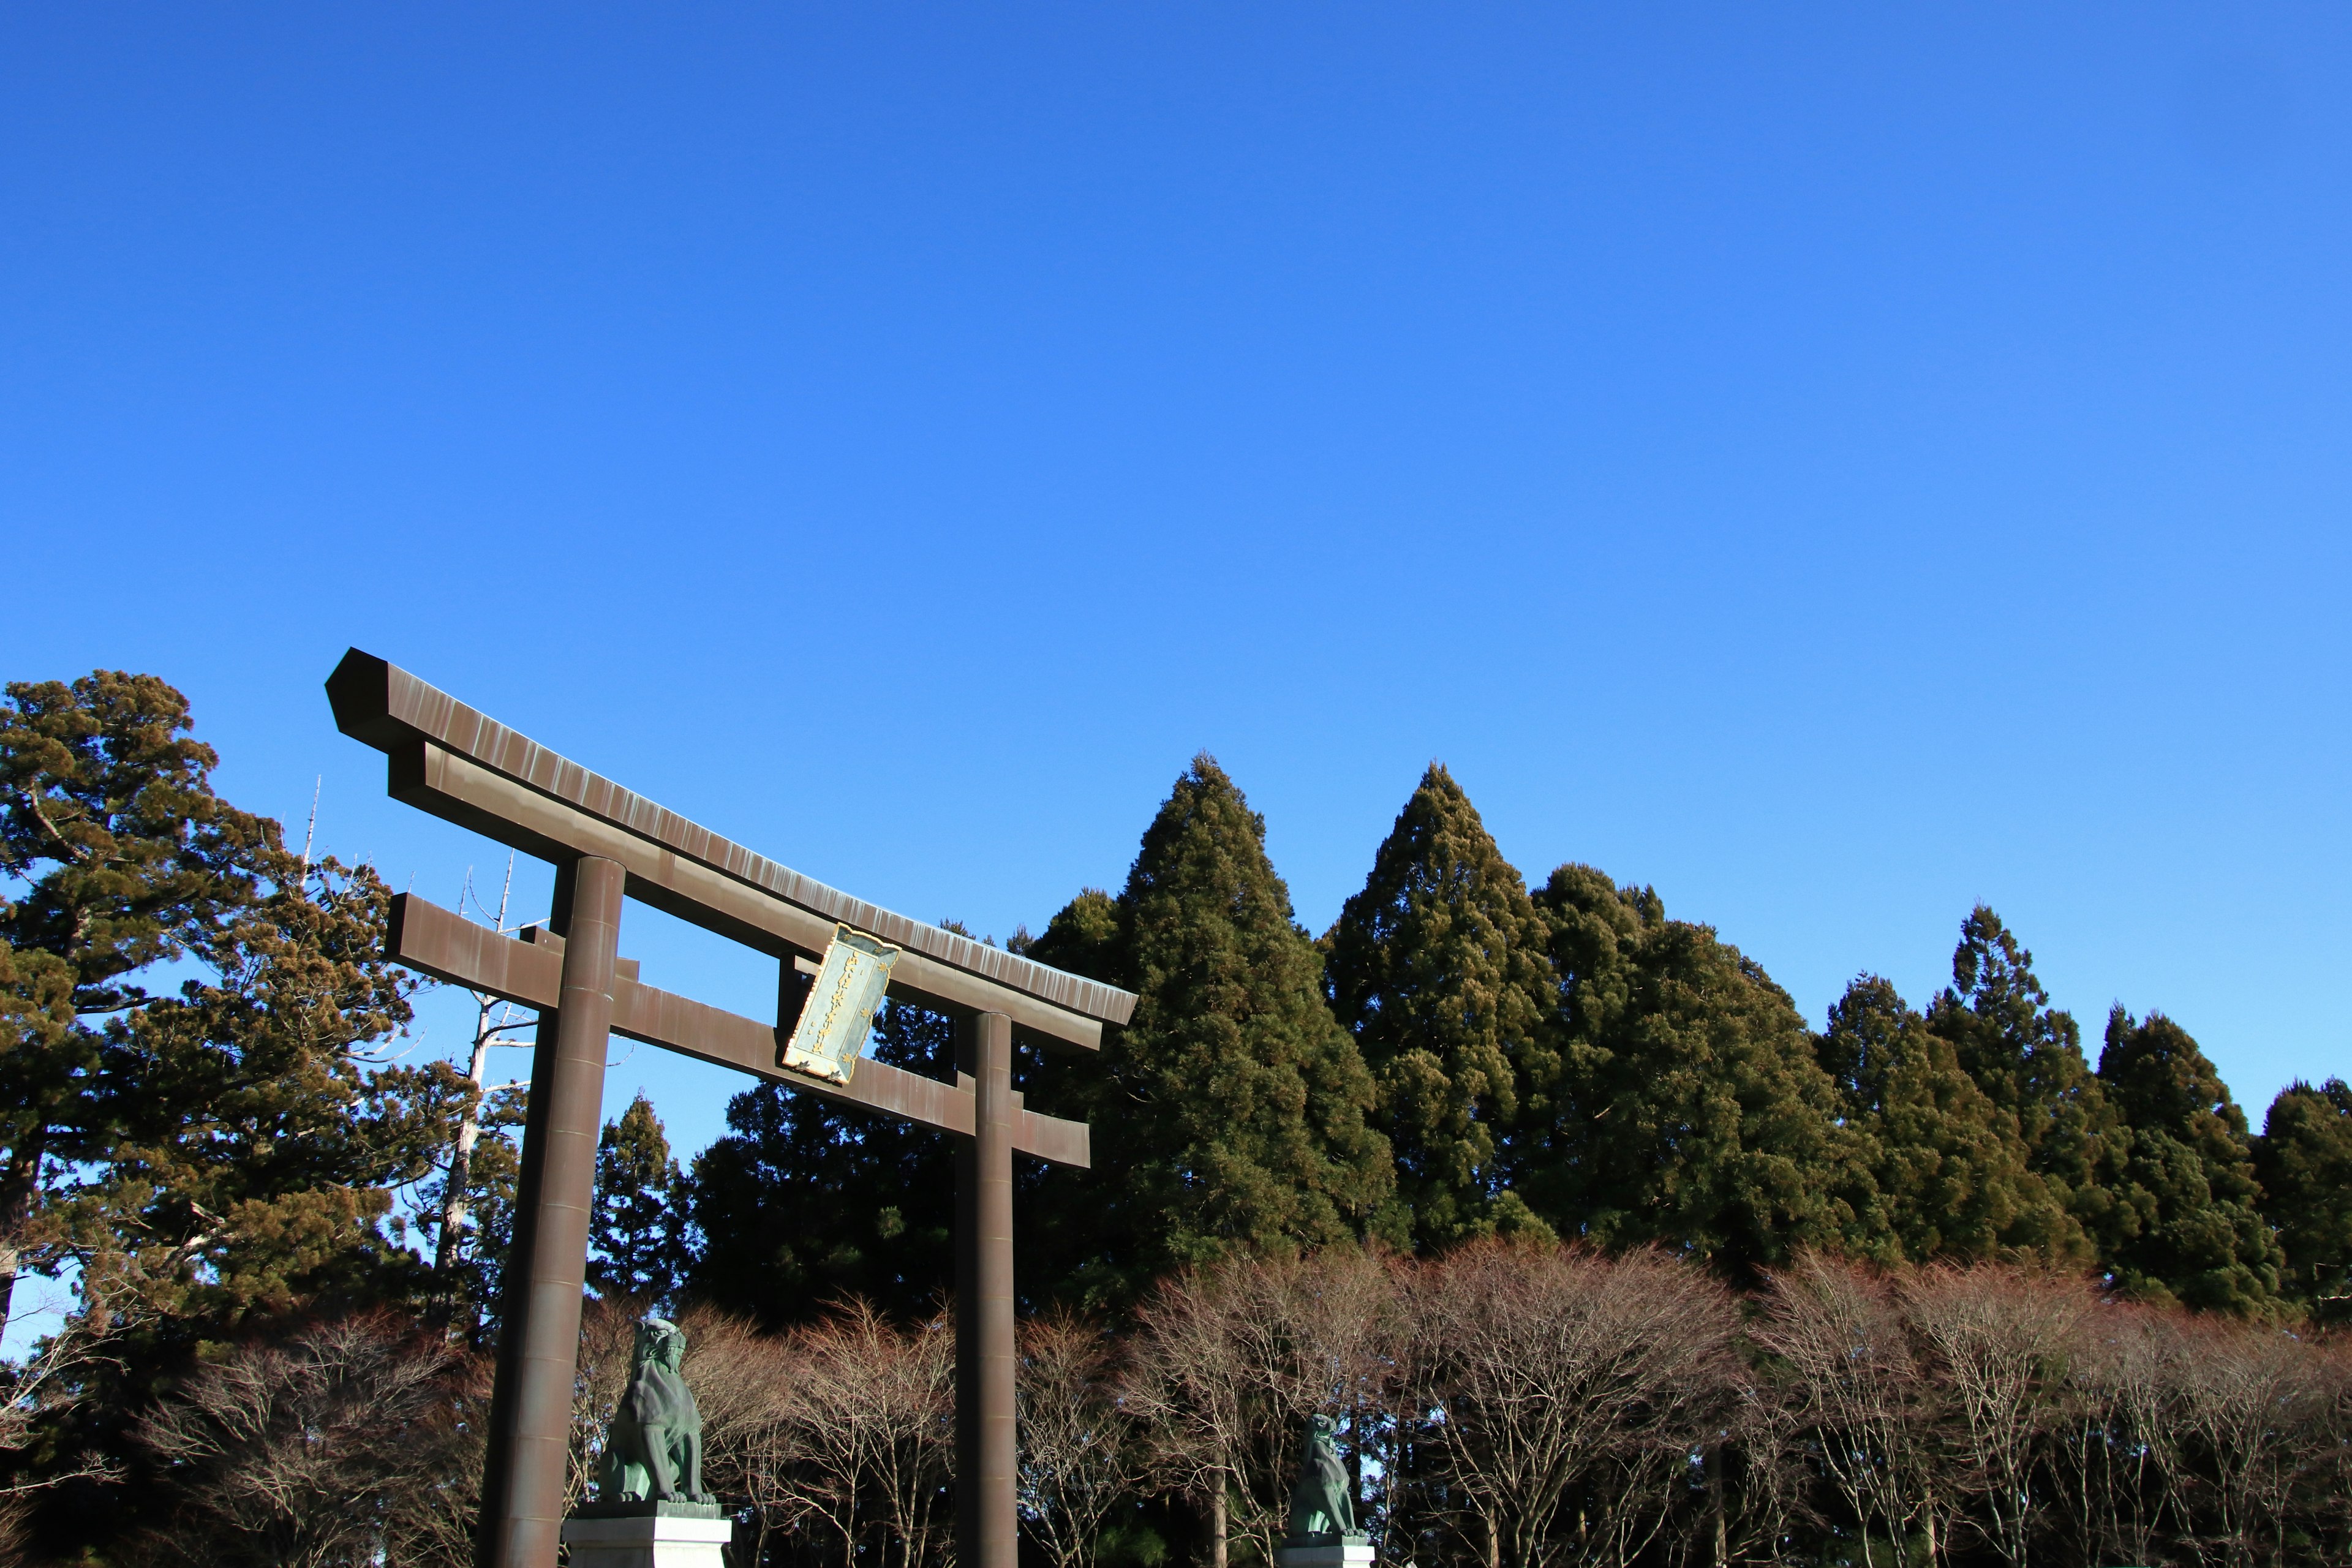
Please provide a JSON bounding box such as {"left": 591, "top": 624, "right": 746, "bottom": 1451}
{"left": 596, "top": 1317, "right": 711, "bottom": 1507}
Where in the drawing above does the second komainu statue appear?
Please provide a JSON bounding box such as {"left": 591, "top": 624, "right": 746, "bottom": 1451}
{"left": 1283, "top": 1414, "right": 1362, "bottom": 1547}
{"left": 595, "top": 1317, "right": 713, "bottom": 1509}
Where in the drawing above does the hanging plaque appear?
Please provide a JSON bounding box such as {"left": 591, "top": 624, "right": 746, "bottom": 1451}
{"left": 780, "top": 924, "right": 900, "bottom": 1085}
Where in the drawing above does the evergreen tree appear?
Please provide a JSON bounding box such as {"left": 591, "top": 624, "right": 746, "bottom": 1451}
{"left": 2252, "top": 1078, "right": 2352, "bottom": 1316}
{"left": 79, "top": 847, "right": 467, "bottom": 1324}
{"left": 1924, "top": 908, "right": 2122, "bottom": 1242}
{"left": 2095, "top": 1009, "right": 2282, "bottom": 1314}
{"left": 689, "top": 1000, "right": 959, "bottom": 1324}
{"left": 1321, "top": 764, "right": 1553, "bottom": 1250}
{"left": 1516, "top": 864, "right": 1879, "bottom": 1272}
{"left": 0, "top": 673, "right": 274, "bottom": 1338}
{"left": 1815, "top": 975, "right": 2082, "bottom": 1264}
{"left": 1027, "top": 755, "right": 1390, "bottom": 1306}
{"left": 589, "top": 1092, "right": 695, "bottom": 1308}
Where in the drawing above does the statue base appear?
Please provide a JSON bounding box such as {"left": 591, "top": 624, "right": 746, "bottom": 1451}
{"left": 562, "top": 1509, "right": 733, "bottom": 1568}
{"left": 1275, "top": 1540, "right": 1374, "bottom": 1568}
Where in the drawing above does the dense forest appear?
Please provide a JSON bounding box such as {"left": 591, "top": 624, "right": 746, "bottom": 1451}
{"left": 2, "top": 671, "right": 2346, "bottom": 1566}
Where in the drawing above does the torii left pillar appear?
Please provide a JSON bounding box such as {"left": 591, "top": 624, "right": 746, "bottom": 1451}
{"left": 478, "top": 856, "right": 625, "bottom": 1568}
{"left": 956, "top": 1011, "right": 1019, "bottom": 1568}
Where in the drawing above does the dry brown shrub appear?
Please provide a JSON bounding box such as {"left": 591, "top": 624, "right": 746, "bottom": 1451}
{"left": 1126, "top": 1248, "right": 1401, "bottom": 1567}
{"left": 1018, "top": 1311, "right": 1145, "bottom": 1568}
{"left": 132, "top": 1313, "right": 478, "bottom": 1568}
{"left": 1755, "top": 1253, "right": 1945, "bottom": 1568}
{"left": 1896, "top": 1263, "right": 2088, "bottom": 1568}
{"left": 1404, "top": 1241, "right": 1738, "bottom": 1568}
{"left": 785, "top": 1298, "right": 954, "bottom": 1568}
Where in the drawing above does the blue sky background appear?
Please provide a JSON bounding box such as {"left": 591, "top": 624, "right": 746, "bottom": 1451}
{"left": 4, "top": 5, "right": 2348, "bottom": 1193}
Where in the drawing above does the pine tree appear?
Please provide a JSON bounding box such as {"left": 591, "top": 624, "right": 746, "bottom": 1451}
{"left": 81, "top": 846, "right": 467, "bottom": 1324}
{"left": 2252, "top": 1078, "right": 2352, "bottom": 1316}
{"left": 688, "top": 999, "right": 959, "bottom": 1324}
{"left": 1321, "top": 764, "right": 1553, "bottom": 1250}
{"left": 1924, "top": 908, "right": 2122, "bottom": 1243}
{"left": 1516, "top": 863, "right": 1879, "bottom": 1272}
{"left": 1815, "top": 975, "right": 2082, "bottom": 1265}
{"left": 0, "top": 673, "right": 274, "bottom": 1338}
{"left": 2094, "top": 1009, "right": 2282, "bottom": 1314}
{"left": 589, "top": 1093, "right": 695, "bottom": 1308}
{"left": 1027, "top": 755, "right": 1389, "bottom": 1306}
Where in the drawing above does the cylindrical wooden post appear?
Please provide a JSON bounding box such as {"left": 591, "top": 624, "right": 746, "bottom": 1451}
{"left": 478, "top": 855, "right": 625, "bottom": 1568}
{"left": 956, "top": 1011, "right": 1018, "bottom": 1568}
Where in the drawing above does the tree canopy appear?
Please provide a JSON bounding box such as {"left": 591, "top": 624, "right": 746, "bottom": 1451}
{"left": 1024, "top": 755, "right": 1390, "bottom": 1306}
{"left": 1321, "top": 764, "right": 1553, "bottom": 1251}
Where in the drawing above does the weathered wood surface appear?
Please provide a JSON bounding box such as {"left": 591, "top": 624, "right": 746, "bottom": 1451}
{"left": 330, "top": 649, "right": 1134, "bottom": 1052}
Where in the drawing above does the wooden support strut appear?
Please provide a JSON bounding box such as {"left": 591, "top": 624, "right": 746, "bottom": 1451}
{"left": 387, "top": 892, "right": 1090, "bottom": 1169}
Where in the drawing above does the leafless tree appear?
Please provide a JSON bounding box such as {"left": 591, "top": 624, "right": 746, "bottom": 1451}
{"left": 1898, "top": 1264, "right": 2086, "bottom": 1568}
{"left": 132, "top": 1313, "right": 476, "bottom": 1568}
{"left": 1755, "top": 1254, "right": 1948, "bottom": 1568}
{"left": 783, "top": 1298, "right": 955, "bottom": 1568}
{"left": 1019, "top": 1311, "right": 1147, "bottom": 1568}
{"left": 1128, "top": 1249, "right": 1401, "bottom": 1568}
{"left": 2049, "top": 1301, "right": 2190, "bottom": 1568}
{"left": 0, "top": 1283, "right": 144, "bottom": 1558}
{"left": 1403, "top": 1241, "right": 1739, "bottom": 1568}
{"left": 2169, "top": 1319, "right": 2333, "bottom": 1568}
{"left": 672, "top": 1305, "right": 800, "bottom": 1564}
{"left": 431, "top": 858, "right": 535, "bottom": 1319}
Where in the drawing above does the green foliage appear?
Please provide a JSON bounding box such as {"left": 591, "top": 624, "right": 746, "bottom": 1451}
{"left": 418, "top": 1080, "right": 526, "bottom": 1339}
{"left": 1028, "top": 755, "right": 1390, "bottom": 1306}
{"left": 1513, "top": 864, "right": 1877, "bottom": 1271}
{"left": 2094, "top": 1008, "right": 2283, "bottom": 1314}
{"left": 0, "top": 672, "right": 276, "bottom": 1332}
{"left": 1924, "top": 908, "right": 2121, "bottom": 1244}
{"left": 2253, "top": 1077, "right": 2352, "bottom": 1314}
{"left": 1321, "top": 764, "right": 1553, "bottom": 1251}
{"left": 690, "top": 999, "right": 959, "bottom": 1324}
{"left": 1815, "top": 975, "right": 2081, "bottom": 1265}
{"left": 0, "top": 671, "right": 471, "bottom": 1561}
{"left": 590, "top": 1093, "right": 696, "bottom": 1309}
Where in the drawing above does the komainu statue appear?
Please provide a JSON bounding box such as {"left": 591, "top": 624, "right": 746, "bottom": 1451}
{"left": 597, "top": 1317, "right": 711, "bottom": 1507}
{"left": 1283, "top": 1413, "right": 1360, "bottom": 1545}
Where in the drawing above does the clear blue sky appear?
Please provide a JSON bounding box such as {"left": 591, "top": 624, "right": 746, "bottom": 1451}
{"left": 4, "top": 4, "right": 2347, "bottom": 1168}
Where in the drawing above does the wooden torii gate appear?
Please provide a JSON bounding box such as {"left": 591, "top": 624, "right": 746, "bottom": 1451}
{"left": 326, "top": 650, "right": 1136, "bottom": 1568}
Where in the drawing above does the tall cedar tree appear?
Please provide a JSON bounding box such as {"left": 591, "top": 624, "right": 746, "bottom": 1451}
{"left": 1815, "top": 975, "right": 2083, "bottom": 1264}
{"left": 2253, "top": 1078, "right": 2352, "bottom": 1314}
{"left": 589, "top": 1092, "right": 696, "bottom": 1310}
{"left": 1023, "top": 755, "right": 1389, "bottom": 1307}
{"left": 0, "top": 673, "right": 274, "bottom": 1339}
{"left": 1924, "top": 908, "right": 2124, "bottom": 1245}
{"left": 689, "top": 1000, "right": 958, "bottom": 1324}
{"left": 1321, "top": 764, "right": 1553, "bottom": 1250}
{"left": 2094, "top": 1009, "right": 2283, "bottom": 1314}
{"left": 1515, "top": 863, "right": 1878, "bottom": 1271}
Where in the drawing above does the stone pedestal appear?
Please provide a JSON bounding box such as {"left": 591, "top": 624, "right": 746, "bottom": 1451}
{"left": 560, "top": 1507, "right": 732, "bottom": 1568}
{"left": 1275, "top": 1541, "right": 1375, "bottom": 1568}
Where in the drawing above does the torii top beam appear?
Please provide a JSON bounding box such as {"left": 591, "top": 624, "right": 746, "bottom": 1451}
{"left": 326, "top": 649, "right": 1136, "bottom": 1052}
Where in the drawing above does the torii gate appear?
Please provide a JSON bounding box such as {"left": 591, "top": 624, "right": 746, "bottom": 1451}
{"left": 326, "top": 650, "right": 1136, "bottom": 1568}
